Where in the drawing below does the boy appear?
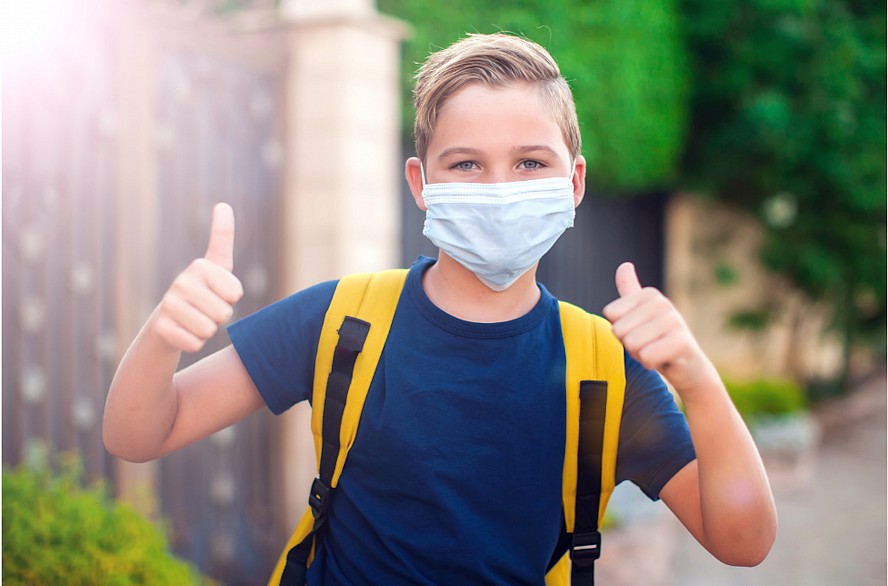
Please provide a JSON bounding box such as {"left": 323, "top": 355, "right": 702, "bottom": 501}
{"left": 104, "top": 33, "right": 776, "bottom": 583}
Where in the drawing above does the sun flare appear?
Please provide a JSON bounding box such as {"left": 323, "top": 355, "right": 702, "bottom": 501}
{"left": 0, "top": 0, "right": 74, "bottom": 66}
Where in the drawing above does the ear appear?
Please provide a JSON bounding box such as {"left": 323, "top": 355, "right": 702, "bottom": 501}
{"left": 571, "top": 155, "right": 587, "bottom": 207}
{"left": 405, "top": 157, "right": 427, "bottom": 211}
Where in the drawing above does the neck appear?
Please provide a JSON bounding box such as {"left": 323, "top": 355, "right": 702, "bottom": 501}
{"left": 422, "top": 253, "right": 541, "bottom": 323}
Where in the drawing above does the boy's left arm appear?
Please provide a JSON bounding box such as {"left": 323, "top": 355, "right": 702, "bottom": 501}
{"left": 603, "top": 262, "right": 777, "bottom": 567}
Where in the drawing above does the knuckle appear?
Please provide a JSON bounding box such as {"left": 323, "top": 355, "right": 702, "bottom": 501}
{"left": 185, "top": 260, "right": 211, "bottom": 281}
{"left": 220, "top": 305, "right": 235, "bottom": 323}
{"left": 160, "top": 289, "right": 182, "bottom": 321}
{"left": 169, "top": 275, "right": 194, "bottom": 298}
{"left": 622, "top": 336, "right": 640, "bottom": 354}
{"left": 152, "top": 318, "right": 173, "bottom": 341}
{"left": 225, "top": 276, "right": 245, "bottom": 303}
{"left": 197, "top": 319, "right": 218, "bottom": 339}
{"left": 611, "top": 325, "right": 627, "bottom": 342}
{"left": 166, "top": 278, "right": 184, "bottom": 296}
{"left": 177, "top": 329, "right": 206, "bottom": 353}
{"left": 158, "top": 294, "right": 172, "bottom": 312}
{"left": 637, "top": 351, "right": 657, "bottom": 371}
{"left": 642, "top": 287, "right": 666, "bottom": 304}
{"left": 190, "top": 257, "right": 210, "bottom": 271}
{"left": 185, "top": 338, "right": 206, "bottom": 353}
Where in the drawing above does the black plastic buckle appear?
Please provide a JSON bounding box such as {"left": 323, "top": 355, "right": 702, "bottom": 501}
{"left": 337, "top": 317, "right": 370, "bottom": 353}
{"left": 570, "top": 531, "right": 602, "bottom": 566}
{"left": 309, "top": 476, "right": 331, "bottom": 519}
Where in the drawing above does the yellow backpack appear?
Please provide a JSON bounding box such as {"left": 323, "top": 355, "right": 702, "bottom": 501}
{"left": 269, "top": 269, "right": 626, "bottom": 585}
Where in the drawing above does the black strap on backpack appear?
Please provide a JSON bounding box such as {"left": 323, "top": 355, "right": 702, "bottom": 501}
{"left": 278, "top": 316, "right": 371, "bottom": 586}
{"left": 570, "top": 380, "right": 609, "bottom": 585}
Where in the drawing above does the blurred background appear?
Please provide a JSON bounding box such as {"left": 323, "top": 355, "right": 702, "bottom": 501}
{"left": 2, "top": 0, "right": 885, "bottom": 584}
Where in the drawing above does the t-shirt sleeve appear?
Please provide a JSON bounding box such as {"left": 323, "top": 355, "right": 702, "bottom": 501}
{"left": 615, "top": 352, "right": 696, "bottom": 500}
{"left": 227, "top": 280, "right": 337, "bottom": 415}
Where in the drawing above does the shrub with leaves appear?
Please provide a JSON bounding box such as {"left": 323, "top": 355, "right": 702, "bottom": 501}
{"left": 2, "top": 451, "right": 213, "bottom": 586}
{"left": 726, "top": 378, "right": 808, "bottom": 422}
{"left": 679, "top": 0, "right": 887, "bottom": 387}
{"left": 727, "top": 379, "right": 821, "bottom": 453}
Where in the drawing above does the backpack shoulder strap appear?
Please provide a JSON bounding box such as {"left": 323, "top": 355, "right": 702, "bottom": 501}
{"left": 558, "top": 300, "right": 626, "bottom": 531}
{"left": 546, "top": 301, "right": 626, "bottom": 586}
{"left": 310, "top": 268, "right": 409, "bottom": 477}
{"left": 269, "top": 268, "right": 408, "bottom": 586}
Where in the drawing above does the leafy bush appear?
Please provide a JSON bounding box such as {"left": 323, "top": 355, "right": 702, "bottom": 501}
{"left": 679, "top": 0, "right": 887, "bottom": 386}
{"left": 2, "top": 451, "right": 213, "bottom": 586}
{"left": 726, "top": 378, "right": 808, "bottom": 421}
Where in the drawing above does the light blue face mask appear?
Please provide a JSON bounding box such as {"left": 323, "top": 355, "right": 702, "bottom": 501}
{"left": 421, "top": 169, "right": 576, "bottom": 291}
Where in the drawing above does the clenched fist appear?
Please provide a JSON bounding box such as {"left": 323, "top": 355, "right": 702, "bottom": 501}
{"left": 152, "top": 203, "right": 244, "bottom": 353}
{"left": 603, "top": 262, "right": 715, "bottom": 400}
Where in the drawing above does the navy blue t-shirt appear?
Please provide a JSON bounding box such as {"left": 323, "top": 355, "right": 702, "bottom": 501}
{"left": 229, "top": 257, "right": 695, "bottom": 585}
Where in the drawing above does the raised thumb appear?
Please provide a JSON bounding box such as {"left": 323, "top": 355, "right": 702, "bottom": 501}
{"left": 205, "top": 203, "right": 235, "bottom": 271}
{"left": 615, "top": 262, "right": 643, "bottom": 298}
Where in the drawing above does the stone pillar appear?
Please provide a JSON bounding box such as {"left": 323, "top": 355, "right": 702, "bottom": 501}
{"left": 281, "top": 3, "right": 408, "bottom": 290}
{"left": 276, "top": 0, "right": 409, "bottom": 535}
{"left": 280, "top": 0, "right": 376, "bottom": 19}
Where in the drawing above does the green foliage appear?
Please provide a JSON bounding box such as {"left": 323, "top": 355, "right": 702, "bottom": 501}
{"left": 2, "top": 451, "right": 213, "bottom": 586}
{"left": 679, "top": 0, "right": 887, "bottom": 379}
{"left": 713, "top": 260, "right": 740, "bottom": 286}
{"left": 726, "top": 378, "right": 808, "bottom": 421}
{"left": 728, "top": 309, "right": 772, "bottom": 331}
{"left": 378, "top": 0, "right": 689, "bottom": 192}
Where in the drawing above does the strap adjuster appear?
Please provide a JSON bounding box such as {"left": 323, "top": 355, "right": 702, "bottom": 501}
{"left": 570, "top": 531, "right": 601, "bottom": 566}
{"left": 309, "top": 476, "right": 331, "bottom": 519}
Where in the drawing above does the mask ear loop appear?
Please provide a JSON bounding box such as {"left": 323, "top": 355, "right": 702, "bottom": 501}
{"left": 419, "top": 162, "right": 427, "bottom": 189}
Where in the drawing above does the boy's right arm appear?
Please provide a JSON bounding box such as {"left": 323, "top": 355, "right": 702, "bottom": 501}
{"left": 103, "top": 204, "right": 264, "bottom": 463}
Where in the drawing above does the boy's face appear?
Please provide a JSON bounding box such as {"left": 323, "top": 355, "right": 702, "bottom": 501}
{"left": 406, "top": 81, "right": 586, "bottom": 210}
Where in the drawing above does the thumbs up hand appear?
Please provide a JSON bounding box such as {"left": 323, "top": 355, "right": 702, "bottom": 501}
{"left": 603, "top": 262, "right": 714, "bottom": 400}
{"left": 151, "top": 203, "right": 245, "bottom": 353}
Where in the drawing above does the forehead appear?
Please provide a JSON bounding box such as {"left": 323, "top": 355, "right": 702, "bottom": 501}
{"left": 428, "top": 81, "right": 570, "bottom": 160}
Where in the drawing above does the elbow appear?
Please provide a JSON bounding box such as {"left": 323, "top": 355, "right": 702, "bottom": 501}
{"left": 104, "top": 444, "right": 156, "bottom": 465}
{"left": 711, "top": 516, "right": 777, "bottom": 567}
{"left": 102, "top": 422, "right": 157, "bottom": 464}
{"left": 102, "top": 420, "right": 122, "bottom": 459}
{"left": 718, "top": 542, "right": 773, "bottom": 568}
{"left": 102, "top": 429, "right": 128, "bottom": 462}
{"left": 746, "top": 523, "right": 777, "bottom": 567}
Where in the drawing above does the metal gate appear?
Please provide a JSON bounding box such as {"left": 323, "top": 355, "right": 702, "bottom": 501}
{"left": 2, "top": 11, "right": 122, "bottom": 483}
{"left": 3, "top": 4, "right": 287, "bottom": 583}
{"left": 152, "top": 26, "right": 286, "bottom": 583}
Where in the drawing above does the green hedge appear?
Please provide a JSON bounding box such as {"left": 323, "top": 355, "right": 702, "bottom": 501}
{"left": 726, "top": 378, "right": 808, "bottom": 421}
{"left": 2, "top": 451, "right": 213, "bottom": 586}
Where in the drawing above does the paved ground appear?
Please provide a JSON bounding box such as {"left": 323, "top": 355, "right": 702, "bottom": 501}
{"left": 669, "top": 369, "right": 887, "bottom": 586}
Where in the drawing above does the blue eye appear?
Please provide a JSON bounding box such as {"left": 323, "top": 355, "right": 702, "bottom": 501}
{"left": 453, "top": 161, "right": 476, "bottom": 171}
{"left": 521, "top": 160, "right": 544, "bottom": 170}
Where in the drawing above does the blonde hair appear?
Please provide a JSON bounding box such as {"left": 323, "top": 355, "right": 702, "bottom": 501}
{"left": 412, "top": 33, "right": 581, "bottom": 162}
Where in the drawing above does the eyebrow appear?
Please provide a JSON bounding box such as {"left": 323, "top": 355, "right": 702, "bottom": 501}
{"left": 513, "top": 145, "right": 560, "bottom": 157}
{"left": 436, "top": 147, "right": 484, "bottom": 161}
{"left": 436, "top": 145, "right": 560, "bottom": 161}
